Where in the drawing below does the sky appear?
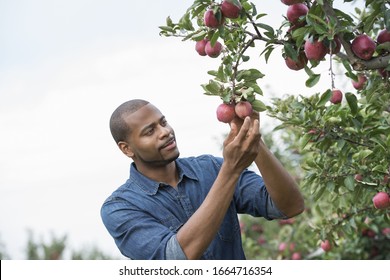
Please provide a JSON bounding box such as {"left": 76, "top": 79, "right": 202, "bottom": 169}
{"left": 0, "top": 0, "right": 359, "bottom": 259}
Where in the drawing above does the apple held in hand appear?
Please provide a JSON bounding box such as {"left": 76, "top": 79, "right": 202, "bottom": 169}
{"left": 330, "top": 89, "right": 343, "bottom": 104}
{"left": 235, "top": 101, "right": 253, "bottom": 119}
{"left": 221, "top": 0, "right": 242, "bottom": 19}
{"left": 205, "top": 40, "right": 223, "bottom": 58}
{"left": 216, "top": 103, "right": 236, "bottom": 123}
{"left": 372, "top": 192, "right": 390, "bottom": 209}
{"left": 351, "top": 34, "right": 376, "bottom": 60}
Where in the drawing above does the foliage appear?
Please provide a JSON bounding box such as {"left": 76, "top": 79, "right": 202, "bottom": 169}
{"left": 15, "top": 230, "right": 114, "bottom": 260}
{"left": 160, "top": 0, "right": 390, "bottom": 259}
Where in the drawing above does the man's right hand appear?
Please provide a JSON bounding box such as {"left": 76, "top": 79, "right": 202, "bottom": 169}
{"left": 222, "top": 116, "right": 261, "bottom": 175}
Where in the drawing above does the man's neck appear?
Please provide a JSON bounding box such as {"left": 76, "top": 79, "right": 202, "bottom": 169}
{"left": 136, "top": 161, "right": 179, "bottom": 187}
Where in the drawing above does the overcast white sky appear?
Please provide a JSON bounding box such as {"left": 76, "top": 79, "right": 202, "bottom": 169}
{"left": 0, "top": 0, "right": 358, "bottom": 259}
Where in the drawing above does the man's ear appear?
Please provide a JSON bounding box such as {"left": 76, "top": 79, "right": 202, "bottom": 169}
{"left": 118, "top": 141, "right": 134, "bottom": 158}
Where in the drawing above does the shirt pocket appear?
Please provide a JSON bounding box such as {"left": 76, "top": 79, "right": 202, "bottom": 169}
{"left": 216, "top": 204, "right": 240, "bottom": 242}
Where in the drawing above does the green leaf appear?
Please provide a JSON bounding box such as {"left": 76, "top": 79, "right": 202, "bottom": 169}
{"left": 345, "top": 92, "right": 358, "bottom": 116}
{"left": 210, "top": 30, "right": 220, "bottom": 47}
{"left": 344, "top": 175, "right": 355, "bottom": 191}
{"left": 305, "top": 74, "right": 321, "bottom": 88}
{"left": 255, "top": 23, "right": 274, "bottom": 37}
{"left": 251, "top": 99, "right": 267, "bottom": 112}
{"left": 317, "top": 89, "right": 332, "bottom": 107}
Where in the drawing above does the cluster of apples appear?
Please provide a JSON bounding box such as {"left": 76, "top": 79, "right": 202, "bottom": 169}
{"left": 195, "top": 0, "right": 242, "bottom": 58}
{"left": 281, "top": 1, "right": 390, "bottom": 78}
{"left": 216, "top": 101, "right": 253, "bottom": 123}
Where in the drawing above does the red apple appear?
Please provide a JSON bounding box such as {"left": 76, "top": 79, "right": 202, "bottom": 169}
{"left": 216, "top": 103, "right": 236, "bottom": 123}
{"left": 354, "top": 174, "right": 363, "bottom": 182}
{"left": 351, "top": 34, "right": 376, "bottom": 60}
{"left": 287, "top": 3, "right": 309, "bottom": 26}
{"left": 195, "top": 39, "right": 208, "bottom": 56}
{"left": 291, "top": 252, "right": 301, "bottom": 260}
{"left": 285, "top": 52, "right": 308, "bottom": 70}
{"left": 351, "top": 74, "right": 367, "bottom": 90}
{"left": 330, "top": 89, "right": 343, "bottom": 104}
{"left": 205, "top": 40, "right": 223, "bottom": 58}
{"left": 377, "top": 29, "right": 390, "bottom": 44}
{"left": 382, "top": 227, "right": 390, "bottom": 235}
{"left": 320, "top": 240, "right": 332, "bottom": 252}
{"left": 278, "top": 242, "right": 287, "bottom": 252}
{"left": 304, "top": 39, "right": 327, "bottom": 61}
{"left": 221, "top": 0, "right": 242, "bottom": 19}
{"left": 372, "top": 192, "right": 390, "bottom": 209}
{"left": 204, "top": 9, "right": 224, "bottom": 28}
{"left": 281, "top": 0, "right": 305, "bottom": 5}
{"left": 235, "top": 101, "right": 253, "bottom": 119}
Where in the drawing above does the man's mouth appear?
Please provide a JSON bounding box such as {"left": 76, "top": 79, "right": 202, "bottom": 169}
{"left": 160, "top": 138, "right": 176, "bottom": 150}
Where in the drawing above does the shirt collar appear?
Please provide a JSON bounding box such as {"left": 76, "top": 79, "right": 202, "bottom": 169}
{"left": 129, "top": 159, "right": 199, "bottom": 195}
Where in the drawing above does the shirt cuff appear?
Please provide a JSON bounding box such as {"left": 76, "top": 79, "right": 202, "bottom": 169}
{"left": 166, "top": 235, "right": 187, "bottom": 260}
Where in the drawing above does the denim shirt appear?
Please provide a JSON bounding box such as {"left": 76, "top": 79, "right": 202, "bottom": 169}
{"left": 101, "top": 155, "right": 286, "bottom": 260}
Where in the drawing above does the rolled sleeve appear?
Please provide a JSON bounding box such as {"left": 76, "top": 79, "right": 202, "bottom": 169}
{"left": 234, "top": 168, "right": 287, "bottom": 220}
{"left": 165, "top": 235, "right": 187, "bottom": 260}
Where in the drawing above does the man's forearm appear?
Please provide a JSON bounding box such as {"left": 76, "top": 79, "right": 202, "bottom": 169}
{"left": 255, "top": 140, "right": 305, "bottom": 217}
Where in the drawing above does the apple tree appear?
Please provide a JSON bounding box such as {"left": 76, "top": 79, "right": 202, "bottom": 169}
{"left": 159, "top": 0, "right": 390, "bottom": 259}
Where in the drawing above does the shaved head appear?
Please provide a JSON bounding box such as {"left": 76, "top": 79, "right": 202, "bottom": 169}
{"left": 109, "top": 99, "right": 149, "bottom": 143}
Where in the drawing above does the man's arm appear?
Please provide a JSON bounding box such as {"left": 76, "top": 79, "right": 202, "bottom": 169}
{"left": 231, "top": 112, "right": 305, "bottom": 218}
{"left": 176, "top": 117, "right": 261, "bottom": 260}
{"left": 254, "top": 139, "right": 305, "bottom": 218}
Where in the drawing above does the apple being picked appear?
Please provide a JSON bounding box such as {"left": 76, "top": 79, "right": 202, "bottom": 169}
{"left": 195, "top": 39, "right": 208, "bottom": 56}
{"left": 330, "top": 89, "right": 343, "bottom": 104}
{"left": 351, "top": 74, "right": 367, "bottom": 90}
{"left": 304, "top": 39, "right": 327, "bottom": 61}
{"left": 205, "top": 40, "right": 223, "bottom": 58}
{"left": 216, "top": 103, "right": 236, "bottom": 123}
{"left": 235, "top": 101, "right": 253, "bottom": 119}
{"left": 351, "top": 34, "right": 376, "bottom": 60}
{"left": 287, "top": 3, "right": 308, "bottom": 26}
{"left": 372, "top": 192, "right": 390, "bottom": 209}
{"left": 221, "top": 0, "right": 242, "bottom": 19}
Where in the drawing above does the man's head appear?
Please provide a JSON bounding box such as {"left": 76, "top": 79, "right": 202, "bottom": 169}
{"left": 109, "top": 99, "right": 179, "bottom": 168}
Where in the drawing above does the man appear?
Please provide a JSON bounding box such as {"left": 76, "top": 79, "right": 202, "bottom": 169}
{"left": 101, "top": 99, "right": 304, "bottom": 260}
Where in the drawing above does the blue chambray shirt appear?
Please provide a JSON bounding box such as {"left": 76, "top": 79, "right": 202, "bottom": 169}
{"left": 101, "top": 154, "right": 286, "bottom": 260}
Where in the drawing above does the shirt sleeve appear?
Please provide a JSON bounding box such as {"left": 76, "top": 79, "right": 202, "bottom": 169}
{"left": 234, "top": 167, "right": 287, "bottom": 220}
{"left": 101, "top": 196, "right": 180, "bottom": 260}
{"left": 165, "top": 235, "right": 187, "bottom": 260}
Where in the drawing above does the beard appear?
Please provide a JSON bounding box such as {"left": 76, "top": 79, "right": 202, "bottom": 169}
{"left": 135, "top": 149, "right": 180, "bottom": 168}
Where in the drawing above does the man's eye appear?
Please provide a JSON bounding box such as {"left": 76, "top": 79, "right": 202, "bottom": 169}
{"left": 145, "top": 129, "right": 154, "bottom": 135}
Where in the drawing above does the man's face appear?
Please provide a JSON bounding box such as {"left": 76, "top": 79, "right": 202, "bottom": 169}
{"left": 121, "top": 103, "right": 179, "bottom": 167}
